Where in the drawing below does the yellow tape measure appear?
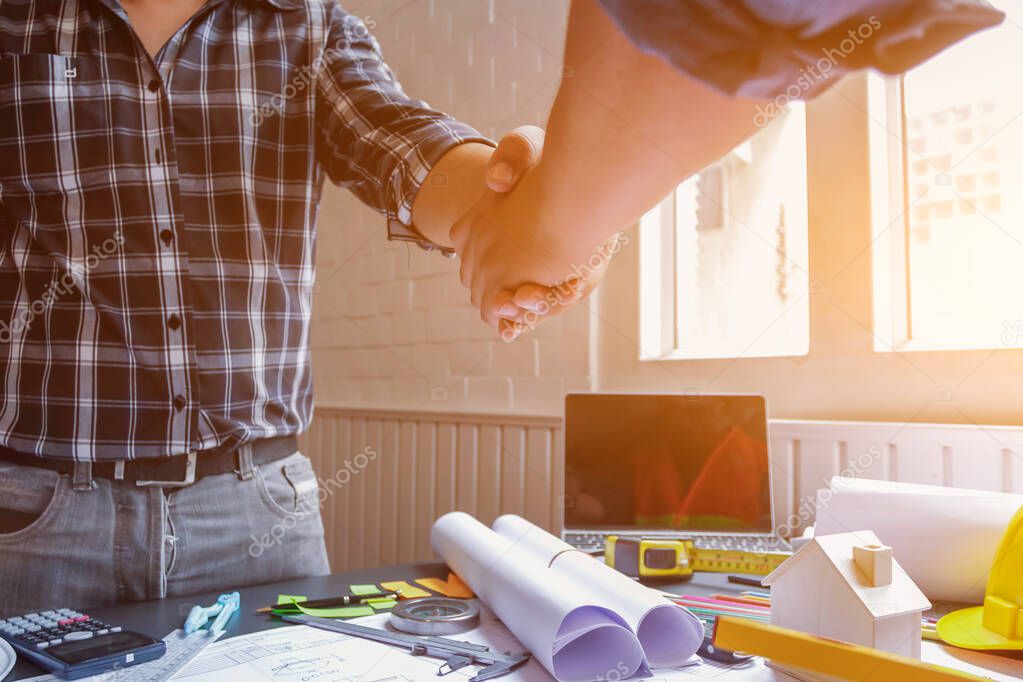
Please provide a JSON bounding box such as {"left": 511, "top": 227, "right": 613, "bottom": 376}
{"left": 605, "top": 536, "right": 789, "bottom": 578}
{"left": 691, "top": 548, "right": 789, "bottom": 575}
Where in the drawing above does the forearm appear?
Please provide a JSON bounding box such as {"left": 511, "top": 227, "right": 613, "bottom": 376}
{"left": 531, "top": 0, "right": 767, "bottom": 249}
{"left": 411, "top": 142, "right": 495, "bottom": 249}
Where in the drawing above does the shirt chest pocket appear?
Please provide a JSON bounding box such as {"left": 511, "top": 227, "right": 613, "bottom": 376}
{"left": 0, "top": 53, "right": 129, "bottom": 256}
{"left": 0, "top": 55, "right": 89, "bottom": 193}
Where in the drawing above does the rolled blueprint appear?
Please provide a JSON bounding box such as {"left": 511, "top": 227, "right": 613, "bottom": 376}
{"left": 431, "top": 512, "right": 649, "bottom": 681}
{"left": 813, "top": 477, "right": 1023, "bottom": 603}
{"left": 492, "top": 514, "right": 704, "bottom": 667}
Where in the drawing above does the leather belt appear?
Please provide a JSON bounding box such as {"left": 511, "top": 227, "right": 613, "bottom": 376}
{"left": 0, "top": 435, "right": 298, "bottom": 487}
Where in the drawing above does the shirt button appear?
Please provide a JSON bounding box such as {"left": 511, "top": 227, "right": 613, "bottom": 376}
{"left": 173, "top": 395, "right": 187, "bottom": 412}
{"left": 147, "top": 79, "right": 160, "bottom": 93}
{"left": 159, "top": 229, "right": 173, "bottom": 245}
{"left": 167, "top": 314, "right": 181, "bottom": 331}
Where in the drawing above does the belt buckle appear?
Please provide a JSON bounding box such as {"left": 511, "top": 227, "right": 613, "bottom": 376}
{"left": 136, "top": 451, "right": 197, "bottom": 488}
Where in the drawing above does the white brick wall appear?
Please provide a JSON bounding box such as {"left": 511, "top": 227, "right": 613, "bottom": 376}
{"left": 309, "top": 0, "right": 588, "bottom": 415}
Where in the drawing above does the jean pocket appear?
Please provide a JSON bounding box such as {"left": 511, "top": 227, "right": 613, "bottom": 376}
{"left": 255, "top": 452, "right": 322, "bottom": 519}
{"left": 0, "top": 462, "right": 68, "bottom": 542}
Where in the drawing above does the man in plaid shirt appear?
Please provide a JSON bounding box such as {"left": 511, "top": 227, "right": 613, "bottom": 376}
{"left": 0, "top": 0, "right": 551, "bottom": 614}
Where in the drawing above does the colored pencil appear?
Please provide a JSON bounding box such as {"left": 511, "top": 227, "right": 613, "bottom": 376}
{"left": 677, "top": 595, "right": 770, "bottom": 611}
{"left": 709, "top": 593, "right": 772, "bottom": 607}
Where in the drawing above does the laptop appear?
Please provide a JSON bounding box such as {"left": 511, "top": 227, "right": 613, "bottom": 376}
{"left": 560, "top": 393, "right": 789, "bottom": 554}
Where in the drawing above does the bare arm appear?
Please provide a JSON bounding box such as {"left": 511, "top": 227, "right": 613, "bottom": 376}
{"left": 451, "top": 0, "right": 768, "bottom": 331}
{"left": 528, "top": 0, "right": 767, "bottom": 247}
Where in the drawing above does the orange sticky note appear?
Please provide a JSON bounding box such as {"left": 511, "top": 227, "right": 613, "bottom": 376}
{"left": 380, "top": 580, "right": 431, "bottom": 599}
{"left": 415, "top": 572, "right": 474, "bottom": 598}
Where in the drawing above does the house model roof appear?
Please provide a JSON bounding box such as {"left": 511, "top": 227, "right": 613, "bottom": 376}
{"left": 763, "top": 530, "right": 931, "bottom": 619}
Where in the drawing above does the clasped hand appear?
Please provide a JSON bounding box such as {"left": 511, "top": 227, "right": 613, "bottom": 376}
{"left": 453, "top": 125, "right": 620, "bottom": 342}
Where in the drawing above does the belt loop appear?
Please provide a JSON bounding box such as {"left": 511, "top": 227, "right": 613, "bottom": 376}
{"left": 72, "top": 460, "right": 96, "bottom": 491}
{"left": 236, "top": 444, "right": 254, "bottom": 481}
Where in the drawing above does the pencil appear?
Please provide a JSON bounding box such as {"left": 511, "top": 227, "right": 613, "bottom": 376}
{"left": 709, "top": 593, "right": 772, "bottom": 607}
{"left": 257, "top": 590, "right": 400, "bottom": 613}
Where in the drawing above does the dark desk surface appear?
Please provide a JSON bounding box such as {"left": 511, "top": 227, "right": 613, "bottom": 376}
{"left": 8, "top": 562, "right": 454, "bottom": 680}
{"left": 6, "top": 566, "right": 743, "bottom": 681}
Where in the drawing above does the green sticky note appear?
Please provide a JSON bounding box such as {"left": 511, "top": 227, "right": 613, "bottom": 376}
{"left": 276, "top": 594, "right": 307, "bottom": 605}
{"left": 369, "top": 600, "right": 398, "bottom": 611}
{"left": 348, "top": 584, "right": 379, "bottom": 595}
{"left": 302, "top": 604, "right": 375, "bottom": 618}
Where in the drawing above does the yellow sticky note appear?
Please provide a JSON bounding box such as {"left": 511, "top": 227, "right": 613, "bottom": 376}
{"left": 348, "top": 584, "right": 379, "bottom": 595}
{"left": 277, "top": 594, "right": 307, "bottom": 605}
{"left": 369, "top": 599, "right": 398, "bottom": 611}
{"left": 415, "top": 572, "right": 474, "bottom": 598}
{"left": 380, "top": 580, "right": 431, "bottom": 599}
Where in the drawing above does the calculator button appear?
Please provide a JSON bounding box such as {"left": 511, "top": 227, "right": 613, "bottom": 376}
{"left": 48, "top": 638, "right": 62, "bottom": 646}
{"left": 8, "top": 628, "right": 24, "bottom": 635}
{"left": 25, "top": 625, "right": 41, "bottom": 632}
{"left": 36, "top": 642, "right": 50, "bottom": 650}
{"left": 63, "top": 631, "right": 93, "bottom": 641}
{"left": 57, "top": 619, "right": 73, "bottom": 626}
{"left": 109, "top": 626, "right": 122, "bottom": 633}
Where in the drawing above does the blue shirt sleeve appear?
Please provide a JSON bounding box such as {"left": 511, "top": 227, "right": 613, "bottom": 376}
{"left": 596, "top": 0, "right": 1004, "bottom": 100}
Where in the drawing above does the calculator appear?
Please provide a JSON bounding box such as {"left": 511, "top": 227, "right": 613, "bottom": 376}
{"left": 0, "top": 608, "right": 166, "bottom": 680}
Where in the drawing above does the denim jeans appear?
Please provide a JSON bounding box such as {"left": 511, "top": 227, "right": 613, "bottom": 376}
{"left": 0, "top": 450, "right": 330, "bottom": 616}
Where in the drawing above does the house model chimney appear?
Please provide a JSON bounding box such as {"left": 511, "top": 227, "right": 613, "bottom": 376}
{"left": 853, "top": 543, "right": 893, "bottom": 586}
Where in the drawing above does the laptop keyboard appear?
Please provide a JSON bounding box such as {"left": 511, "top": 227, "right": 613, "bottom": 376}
{"left": 563, "top": 531, "right": 790, "bottom": 554}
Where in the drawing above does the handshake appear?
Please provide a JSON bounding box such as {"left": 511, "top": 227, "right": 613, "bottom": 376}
{"left": 448, "top": 125, "right": 624, "bottom": 343}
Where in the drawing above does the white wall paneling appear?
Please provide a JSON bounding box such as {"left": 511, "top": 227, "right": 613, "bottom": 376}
{"left": 302, "top": 409, "right": 1023, "bottom": 571}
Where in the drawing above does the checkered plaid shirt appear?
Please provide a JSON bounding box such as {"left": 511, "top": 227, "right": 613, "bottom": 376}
{"left": 0, "top": 0, "right": 487, "bottom": 460}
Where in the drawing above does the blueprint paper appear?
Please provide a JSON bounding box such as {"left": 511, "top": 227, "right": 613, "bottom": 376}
{"left": 431, "top": 511, "right": 649, "bottom": 681}
{"left": 492, "top": 514, "right": 704, "bottom": 667}
{"left": 150, "top": 610, "right": 779, "bottom": 682}
{"left": 813, "top": 477, "right": 1023, "bottom": 603}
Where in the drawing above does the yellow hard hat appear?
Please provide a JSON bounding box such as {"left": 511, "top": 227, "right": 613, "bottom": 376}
{"left": 937, "top": 503, "right": 1023, "bottom": 650}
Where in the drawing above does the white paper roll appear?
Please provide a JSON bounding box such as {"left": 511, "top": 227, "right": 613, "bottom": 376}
{"left": 492, "top": 514, "right": 704, "bottom": 667}
{"left": 813, "top": 477, "right": 1023, "bottom": 603}
{"left": 431, "top": 512, "right": 649, "bottom": 681}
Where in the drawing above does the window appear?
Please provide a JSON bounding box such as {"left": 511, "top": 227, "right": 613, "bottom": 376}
{"left": 872, "top": 0, "right": 1023, "bottom": 351}
{"left": 639, "top": 104, "right": 809, "bottom": 360}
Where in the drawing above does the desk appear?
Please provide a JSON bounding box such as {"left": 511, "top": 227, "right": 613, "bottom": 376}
{"left": 8, "top": 566, "right": 1022, "bottom": 681}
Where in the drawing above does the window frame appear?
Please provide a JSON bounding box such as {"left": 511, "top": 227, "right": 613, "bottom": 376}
{"left": 637, "top": 107, "right": 810, "bottom": 361}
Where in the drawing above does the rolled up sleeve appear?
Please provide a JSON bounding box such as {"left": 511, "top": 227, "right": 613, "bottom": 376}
{"left": 315, "top": 8, "right": 493, "bottom": 251}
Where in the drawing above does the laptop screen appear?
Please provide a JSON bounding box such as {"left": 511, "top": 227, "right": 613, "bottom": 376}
{"left": 564, "top": 394, "right": 771, "bottom": 533}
